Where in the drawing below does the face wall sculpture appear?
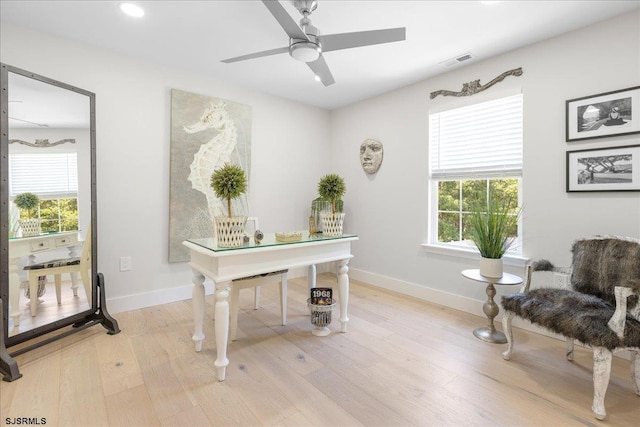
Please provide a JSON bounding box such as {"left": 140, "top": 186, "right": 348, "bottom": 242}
{"left": 360, "top": 138, "right": 383, "bottom": 174}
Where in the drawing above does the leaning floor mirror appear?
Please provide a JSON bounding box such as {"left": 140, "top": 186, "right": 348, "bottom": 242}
{"left": 0, "top": 63, "right": 119, "bottom": 381}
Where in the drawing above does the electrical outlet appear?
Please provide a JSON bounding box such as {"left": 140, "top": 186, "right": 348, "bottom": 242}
{"left": 554, "top": 272, "right": 568, "bottom": 288}
{"left": 120, "top": 256, "right": 132, "bottom": 272}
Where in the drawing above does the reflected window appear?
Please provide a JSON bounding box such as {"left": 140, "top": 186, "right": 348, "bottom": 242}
{"left": 9, "top": 152, "right": 79, "bottom": 232}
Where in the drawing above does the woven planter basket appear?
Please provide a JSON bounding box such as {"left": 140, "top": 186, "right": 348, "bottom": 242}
{"left": 20, "top": 218, "right": 41, "bottom": 237}
{"left": 214, "top": 216, "right": 247, "bottom": 248}
{"left": 320, "top": 212, "right": 345, "bottom": 237}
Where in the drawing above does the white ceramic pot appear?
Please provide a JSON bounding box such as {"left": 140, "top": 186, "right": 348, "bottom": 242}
{"left": 214, "top": 216, "right": 247, "bottom": 247}
{"left": 480, "top": 257, "right": 503, "bottom": 278}
{"left": 320, "top": 212, "right": 345, "bottom": 237}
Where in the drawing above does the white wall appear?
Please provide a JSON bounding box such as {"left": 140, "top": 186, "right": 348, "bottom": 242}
{"left": 1, "top": 23, "right": 331, "bottom": 311}
{"left": 330, "top": 10, "right": 640, "bottom": 309}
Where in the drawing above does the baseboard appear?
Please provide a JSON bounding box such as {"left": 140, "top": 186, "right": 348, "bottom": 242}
{"left": 349, "top": 268, "right": 485, "bottom": 317}
{"left": 107, "top": 282, "right": 204, "bottom": 314}
{"left": 107, "top": 266, "right": 308, "bottom": 314}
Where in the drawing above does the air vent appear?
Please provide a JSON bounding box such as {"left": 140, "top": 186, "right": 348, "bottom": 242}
{"left": 440, "top": 52, "right": 473, "bottom": 67}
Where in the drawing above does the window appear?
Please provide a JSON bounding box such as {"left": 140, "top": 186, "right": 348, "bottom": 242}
{"left": 38, "top": 198, "right": 79, "bottom": 232}
{"left": 429, "top": 93, "right": 523, "bottom": 254}
{"left": 9, "top": 153, "right": 79, "bottom": 232}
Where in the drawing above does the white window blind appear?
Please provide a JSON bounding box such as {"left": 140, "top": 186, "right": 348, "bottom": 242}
{"left": 9, "top": 153, "right": 78, "bottom": 198}
{"left": 430, "top": 94, "right": 523, "bottom": 180}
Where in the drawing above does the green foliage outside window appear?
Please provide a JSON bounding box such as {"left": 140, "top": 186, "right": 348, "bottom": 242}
{"left": 437, "top": 178, "right": 519, "bottom": 244}
{"left": 20, "top": 198, "right": 79, "bottom": 232}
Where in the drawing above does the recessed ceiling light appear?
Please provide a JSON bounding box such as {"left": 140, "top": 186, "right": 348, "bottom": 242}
{"left": 120, "top": 3, "right": 144, "bottom": 18}
{"left": 314, "top": 75, "right": 322, "bottom": 83}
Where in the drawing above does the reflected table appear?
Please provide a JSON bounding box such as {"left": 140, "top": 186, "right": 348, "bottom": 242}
{"left": 8, "top": 231, "right": 80, "bottom": 325}
{"left": 183, "top": 231, "right": 358, "bottom": 381}
{"left": 462, "top": 269, "right": 522, "bottom": 343}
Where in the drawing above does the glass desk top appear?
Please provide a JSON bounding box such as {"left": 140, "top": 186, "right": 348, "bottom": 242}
{"left": 9, "top": 230, "right": 79, "bottom": 241}
{"left": 187, "top": 230, "right": 358, "bottom": 252}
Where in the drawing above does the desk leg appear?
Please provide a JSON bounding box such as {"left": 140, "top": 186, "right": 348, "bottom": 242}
{"left": 191, "top": 269, "right": 206, "bottom": 352}
{"left": 27, "top": 255, "right": 38, "bottom": 317}
{"left": 308, "top": 264, "right": 316, "bottom": 289}
{"left": 68, "top": 245, "right": 79, "bottom": 296}
{"left": 214, "top": 280, "right": 231, "bottom": 381}
{"left": 9, "top": 256, "right": 22, "bottom": 327}
{"left": 337, "top": 259, "right": 350, "bottom": 333}
{"left": 473, "top": 283, "right": 506, "bottom": 344}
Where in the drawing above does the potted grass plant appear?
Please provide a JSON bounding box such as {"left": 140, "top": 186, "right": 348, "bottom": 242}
{"left": 210, "top": 163, "right": 247, "bottom": 247}
{"left": 317, "top": 173, "right": 346, "bottom": 237}
{"left": 14, "top": 192, "right": 41, "bottom": 236}
{"left": 468, "top": 196, "right": 522, "bottom": 278}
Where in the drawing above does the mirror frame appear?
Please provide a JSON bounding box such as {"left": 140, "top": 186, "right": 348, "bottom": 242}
{"left": 1, "top": 63, "right": 99, "bottom": 348}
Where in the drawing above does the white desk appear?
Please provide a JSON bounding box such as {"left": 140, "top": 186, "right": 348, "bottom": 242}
{"left": 8, "top": 231, "right": 80, "bottom": 325}
{"left": 183, "top": 231, "right": 358, "bottom": 381}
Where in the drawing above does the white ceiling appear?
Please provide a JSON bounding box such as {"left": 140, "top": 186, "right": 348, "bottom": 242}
{"left": 8, "top": 71, "right": 91, "bottom": 128}
{"left": 1, "top": 0, "right": 639, "bottom": 110}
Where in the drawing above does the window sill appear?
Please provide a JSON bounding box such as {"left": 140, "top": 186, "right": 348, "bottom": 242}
{"left": 421, "top": 243, "right": 529, "bottom": 268}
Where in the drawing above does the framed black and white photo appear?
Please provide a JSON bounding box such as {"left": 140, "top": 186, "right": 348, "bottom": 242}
{"left": 566, "top": 86, "right": 640, "bottom": 142}
{"left": 567, "top": 145, "right": 640, "bottom": 192}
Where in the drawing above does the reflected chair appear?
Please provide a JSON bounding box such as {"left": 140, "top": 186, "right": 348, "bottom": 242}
{"left": 228, "top": 217, "right": 287, "bottom": 341}
{"left": 23, "top": 227, "right": 91, "bottom": 317}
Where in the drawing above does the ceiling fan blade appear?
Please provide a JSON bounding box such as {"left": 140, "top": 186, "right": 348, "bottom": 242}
{"left": 321, "top": 27, "right": 406, "bottom": 53}
{"left": 8, "top": 116, "right": 49, "bottom": 127}
{"left": 307, "top": 55, "right": 335, "bottom": 87}
{"left": 221, "top": 46, "right": 289, "bottom": 63}
{"left": 261, "top": 0, "right": 309, "bottom": 41}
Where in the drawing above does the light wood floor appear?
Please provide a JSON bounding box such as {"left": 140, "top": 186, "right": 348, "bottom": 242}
{"left": 1, "top": 274, "right": 638, "bottom": 426}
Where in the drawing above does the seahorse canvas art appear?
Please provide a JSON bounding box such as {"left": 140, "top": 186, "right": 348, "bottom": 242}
{"left": 169, "top": 89, "right": 252, "bottom": 262}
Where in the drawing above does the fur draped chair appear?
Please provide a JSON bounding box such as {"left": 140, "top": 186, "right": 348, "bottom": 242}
{"left": 500, "top": 236, "right": 640, "bottom": 420}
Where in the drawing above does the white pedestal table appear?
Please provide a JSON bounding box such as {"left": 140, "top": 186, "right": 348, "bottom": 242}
{"left": 462, "top": 268, "right": 522, "bottom": 344}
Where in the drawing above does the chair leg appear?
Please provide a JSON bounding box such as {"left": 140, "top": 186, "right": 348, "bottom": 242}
{"left": 254, "top": 286, "right": 261, "bottom": 310}
{"left": 55, "top": 274, "right": 62, "bottom": 304}
{"left": 279, "top": 275, "right": 287, "bottom": 326}
{"left": 566, "top": 339, "right": 574, "bottom": 361}
{"left": 631, "top": 350, "right": 640, "bottom": 396}
{"left": 230, "top": 284, "right": 240, "bottom": 342}
{"left": 592, "top": 347, "right": 612, "bottom": 420}
{"left": 501, "top": 311, "right": 514, "bottom": 360}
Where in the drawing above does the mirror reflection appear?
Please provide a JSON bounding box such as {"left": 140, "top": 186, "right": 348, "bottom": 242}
{"left": 7, "top": 71, "right": 92, "bottom": 337}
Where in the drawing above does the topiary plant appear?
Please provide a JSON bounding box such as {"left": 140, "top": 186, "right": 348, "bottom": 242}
{"left": 210, "top": 163, "right": 247, "bottom": 218}
{"left": 14, "top": 192, "right": 40, "bottom": 219}
{"left": 317, "top": 173, "right": 346, "bottom": 214}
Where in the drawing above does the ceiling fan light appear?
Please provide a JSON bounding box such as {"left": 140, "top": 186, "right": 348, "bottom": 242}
{"left": 290, "top": 41, "right": 321, "bottom": 62}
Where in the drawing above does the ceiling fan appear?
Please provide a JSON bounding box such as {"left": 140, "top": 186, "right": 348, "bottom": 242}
{"left": 221, "top": 0, "right": 406, "bottom": 86}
